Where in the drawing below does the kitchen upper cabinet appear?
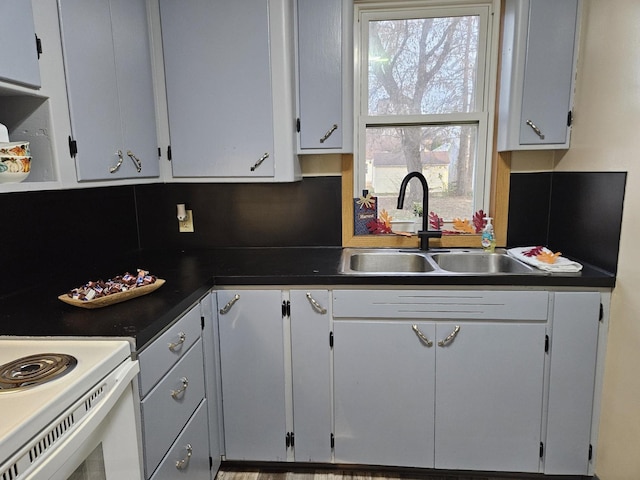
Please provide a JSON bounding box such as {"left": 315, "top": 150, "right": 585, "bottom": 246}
{"left": 0, "top": 0, "right": 41, "bottom": 88}
{"left": 296, "top": 0, "right": 352, "bottom": 152}
{"left": 217, "top": 290, "right": 287, "bottom": 461}
{"left": 497, "top": 0, "right": 580, "bottom": 151}
{"left": 160, "top": 0, "right": 300, "bottom": 182}
{"left": 58, "top": 0, "right": 159, "bottom": 181}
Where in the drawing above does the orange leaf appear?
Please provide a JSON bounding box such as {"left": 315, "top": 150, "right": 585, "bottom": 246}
{"left": 537, "top": 251, "right": 562, "bottom": 264}
{"left": 452, "top": 218, "right": 475, "bottom": 234}
{"left": 379, "top": 209, "right": 392, "bottom": 228}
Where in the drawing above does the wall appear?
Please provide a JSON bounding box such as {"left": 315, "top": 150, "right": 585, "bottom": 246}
{"left": 513, "top": 1, "right": 640, "bottom": 478}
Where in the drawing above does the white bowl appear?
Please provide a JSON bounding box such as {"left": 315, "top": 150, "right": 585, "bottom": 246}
{"left": 0, "top": 155, "right": 31, "bottom": 183}
{"left": 0, "top": 141, "right": 30, "bottom": 156}
{"left": 391, "top": 219, "right": 416, "bottom": 233}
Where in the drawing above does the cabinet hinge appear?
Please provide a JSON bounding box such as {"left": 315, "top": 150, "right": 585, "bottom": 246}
{"left": 567, "top": 110, "right": 573, "bottom": 127}
{"left": 599, "top": 303, "right": 604, "bottom": 322}
{"left": 201, "top": 316, "right": 205, "bottom": 330}
{"left": 282, "top": 300, "right": 290, "bottom": 318}
{"left": 157, "top": 147, "right": 161, "bottom": 158}
{"left": 68, "top": 136, "right": 77, "bottom": 158}
{"left": 539, "top": 442, "right": 544, "bottom": 458}
{"left": 296, "top": 118, "right": 301, "bottom": 133}
{"left": 331, "top": 433, "right": 335, "bottom": 449}
{"left": 588, "top": 444, "right": 593, "bottom": 461}
{"left": 286, "top": 432, "right": 292, "bottom": 448}
{"left": 167, "top": 145, "right": 172, "bottom": 161}
{"left": 209, "top": 456, "right": 213, "bottom": 470}
{"left": 329, "top": 331, "right": 334, "bottom": 348}
{"left": 545, "top": 335, "right": 549, "bottom": 353}
{"left": 35, "top": 34, "right": 42, "bottom": 59}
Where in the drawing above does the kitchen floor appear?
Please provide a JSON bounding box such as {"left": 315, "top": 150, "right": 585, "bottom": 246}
{"left": 215, "top": 465, "right": 575, "bottom": 480}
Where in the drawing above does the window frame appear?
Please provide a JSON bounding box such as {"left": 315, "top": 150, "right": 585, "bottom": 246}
{"left": 348, "top": 0, "right": 503, "bottom": 246}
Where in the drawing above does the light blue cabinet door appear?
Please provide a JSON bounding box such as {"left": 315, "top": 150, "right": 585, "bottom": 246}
{"left": 59, "top": 0, "right": 159, "bottom": 181}
{"left": 218, "top": 290, "right": 287, "bottom": 461}
{"left": 334, "top": 320, "right": 436, "bottom": 468}
{"left": 519, "top": 0, "right": 579, "bottom": 146}
{"left": 297, "top": 0, "right": 343, "bottom": 149}
{"left": 435, "top": 322, "right": 545, "bottom": 472}
{"left": 160, "top": 0, "right": 275, "bottom": 178}
{"left": 290, "top": 290, "right": 332, "bottom": 462}
{"left": 0, "top": 0, "right": 41, "bottom": 88}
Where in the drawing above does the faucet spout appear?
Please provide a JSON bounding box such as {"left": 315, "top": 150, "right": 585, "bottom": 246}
{"left": 397, "top": 171, "right": 442, "bottom": 250}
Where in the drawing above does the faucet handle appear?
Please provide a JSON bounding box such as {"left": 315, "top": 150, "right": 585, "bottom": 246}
{"left": 416, "top": 229, "right": 442, "bottom": 251}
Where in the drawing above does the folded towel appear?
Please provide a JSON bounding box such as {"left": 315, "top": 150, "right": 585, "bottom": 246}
{"left": 507, "top": 246, "right": 583, "bottom": 273}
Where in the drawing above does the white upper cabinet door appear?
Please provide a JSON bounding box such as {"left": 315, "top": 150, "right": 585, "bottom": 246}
{"left": 58, "top": 0, "right": 159, "bottom": 181}
{"left": 497, "top": 0, "right": 579, "bottom": 151}
{"left": 296, "top": 0, "right": 344, "bottom": 150}
{"left": 434, "top": 322, "right": 546, "bottom": 473}
{"left": 0, "top": 0, "right": 41, "bottom": 88}
{"left": 161, "top": 0, "right": 299, "bottom": 181}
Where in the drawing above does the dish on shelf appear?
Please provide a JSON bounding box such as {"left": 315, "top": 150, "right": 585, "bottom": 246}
{"left": 58, "top": 279, "right": 165, "bottom": 309}
{"left": 0, "top": 155, "right": 31, "bottom": 183}
{"left": 0, "top": 141, "right": 30, "bottom": 156}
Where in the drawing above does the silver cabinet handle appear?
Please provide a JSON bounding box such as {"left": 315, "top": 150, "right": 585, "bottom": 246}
{"left": 126, "top": 150, "right": 142, "bottom": 172}
{"left": 168, "top": 332, "right": 186, "bottom": 352}
{"left": 319, "top": 124, "right": 338, "bottom": 143}
{"left": 412, "top": 325, "right": 433, "bottom": 347}
{"left": 250, "top": 152, "right": 269, "bottom": 171}
{"left": 526, "top": 120, "right": 545, "bottom": 140}
{"left": 306, "top": 292, "right": 327, "bottom": 314}
{"left": 171, "top": 377, "right": 189, "bottom": 399}
{"left": 438, "top": 325, "right": 461, "bottom": 347}
{"left": 219, "top": 294, "right": 240, "bottom": 314}
{"left": 109, "top": 150, "right": 124, "bottom": 173}
{"left": 175, "top": 444, "right": 192, "bottom": 470}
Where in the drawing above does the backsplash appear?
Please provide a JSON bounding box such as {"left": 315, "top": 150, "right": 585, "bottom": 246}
{"left": 0, "top": 177, "right": 342, "bottom": 297}
{"left": 508, "top": 171, "right": 626, "bottom": 273}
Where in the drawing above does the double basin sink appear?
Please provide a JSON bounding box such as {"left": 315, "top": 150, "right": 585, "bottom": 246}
{"left": 340, "top": 248, "right": 545, "bottom": 275}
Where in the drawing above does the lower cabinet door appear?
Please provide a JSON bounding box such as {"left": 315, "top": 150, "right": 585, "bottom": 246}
{"left": 435, "top": 322, "right": 546, "bottom": 472}
{"left": 333, "top": 320, "right": 436, "bottom": 468}
{"left": 150, "top": 400, "right": 211, "bottom": 480}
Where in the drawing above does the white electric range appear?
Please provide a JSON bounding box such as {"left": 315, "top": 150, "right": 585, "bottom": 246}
{"left": 0, "top": 338, "right": 143, "bottom": 480}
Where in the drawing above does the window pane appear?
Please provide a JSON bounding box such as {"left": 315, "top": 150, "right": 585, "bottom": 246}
{"left": 368, "top": 15, "right": 480, "bottom": 116}
{"left": 365, "top": 125, "right": 478, "bottom": 221}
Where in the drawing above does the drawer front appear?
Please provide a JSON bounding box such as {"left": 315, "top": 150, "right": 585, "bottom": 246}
{"left": 333, "top": 290, "right": 549, "bottom": 320}
{"left": 142, "top": 339, "right": 205, "bottom": 476}
{"left": 150, "top": 400, "right": 211, "bottom": 480}
{"left": 139, "top": 304, "right": 201, "bottom": 397}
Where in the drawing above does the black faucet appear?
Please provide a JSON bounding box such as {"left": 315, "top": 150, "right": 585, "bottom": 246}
{"left": 397, "top": 171, "right": 442, "bottom": 250}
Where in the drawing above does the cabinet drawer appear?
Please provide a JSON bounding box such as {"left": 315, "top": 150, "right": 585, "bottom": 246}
{"left": 333, "top": 290, "right": 549, "bottom": 320}
{"left": 139, "top": 304, "right": 201, "bottom": 397}
{"left": 150, "top": 400, "right": 211, "bottom": 480}
{"left": 142, "top": 339, "right": 205, "bottom": 476}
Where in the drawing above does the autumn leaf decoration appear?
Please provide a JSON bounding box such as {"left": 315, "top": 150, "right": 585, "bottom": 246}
{"left": 452, "top": 218, "right": 475, "bottom": 234}
{"left": 523, "top": 246, "right": 562, "bottom": 264}
{"left": 429, "top": 211, "right": 443, "bottom": 230}
{"left": 472, "top": 209, "right": 486, "bottom": 233}
{"left": 366, "top": 209, "right": 393, "bottom": 234}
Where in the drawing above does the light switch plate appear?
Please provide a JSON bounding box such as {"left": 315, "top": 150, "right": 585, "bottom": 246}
{"left": 179, "top": 210, "right": 194, "bottom": 232}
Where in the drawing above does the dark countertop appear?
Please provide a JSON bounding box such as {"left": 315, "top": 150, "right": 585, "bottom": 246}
{"left": 0, "top": 247, "right": 615, "bottom": 352}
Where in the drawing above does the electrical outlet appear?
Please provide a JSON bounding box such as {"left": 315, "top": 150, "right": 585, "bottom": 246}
{"left": 179, "top": 210, "right": 194, "bottom": 232}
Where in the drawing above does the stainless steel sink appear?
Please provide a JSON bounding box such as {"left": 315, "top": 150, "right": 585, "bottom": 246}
{"left": 339, "top": 248, "right": 544, "bottom": 275}
{"left": 343, "top": 250, "right": 436, "bottom": 274}
{"left": 430, "top": 250, "right": 539, "bottom": 274}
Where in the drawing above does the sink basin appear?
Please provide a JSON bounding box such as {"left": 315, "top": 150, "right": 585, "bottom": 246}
{"left": 342, "top": 250, "right": 436, "bottom": 274}
{"left": 431, "top": 251, "right": 538, "bottom": 274}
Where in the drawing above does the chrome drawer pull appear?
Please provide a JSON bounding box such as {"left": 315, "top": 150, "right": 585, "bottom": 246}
{"left": 438, "top": 325, "right": 461, "bottom": 347}
{"left": 168, "top": 332, "right": 186, "bottom": 352}
{"left": 171, "top": 377, "right": 189, "bottom": 399}
{"left": 526, "top": 119, "right": 545, "bottom": 140}
{"left": 109, "top": 150, "right": 124, "bottom": 173}
{"left": 306, "top": 292, "right": 327, "bottom": 314}
{"left": 319, "top": 124, "right": 338, "bottom": 143}
{"left": 126, "top": 150, "right": 142, "bottom": 172}
{"left": 412, "top": 325, "right": 433, "bottom": 347}
{"left": 175, "top": 444, "right": 192, "bottom": 470}
{"left": 250, "top": 152, "right": 269, "bottom": 171}
{"left": 219, "top": 294, "right": 240, "bottom": 314}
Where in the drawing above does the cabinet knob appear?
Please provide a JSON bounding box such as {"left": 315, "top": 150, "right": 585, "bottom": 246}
{"left": 306, "top": 292, "right": 327, "bottom": 314}
{"left": 170, "top": 377, "right": 189, "bottom": 399}
{"left": 219, "top": 294, "right": 240, "bottom": 314}
{"left": 109, "top": 150, "right": 124, "bottom": 173}
{"left": 438, "top": 325, "right": 461, "bottom": 347}
{"left": 526, "top": 119, "right": 545, "bottom": 140}
{"left": 126, "top": 150, "right": 142, "bottom": 172}
{"left": 250, "top": 153, "right": 269, "bottom": 171}
{"left": 168, "top": 332, "right": 186, "bottom": 352}
{"left": 412, "top": 324, "right": 433, "bottom": 347}
{"left": 319, "top": 124, "right": 338, "bottom": 143}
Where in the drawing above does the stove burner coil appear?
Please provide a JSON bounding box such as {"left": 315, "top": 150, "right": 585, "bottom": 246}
{"left": 0, "top": 353, "right": 78, "bottom": 391}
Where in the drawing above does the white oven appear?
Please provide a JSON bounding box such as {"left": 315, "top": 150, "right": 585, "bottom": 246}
{"left": 0, "top": 339, "right": 143, "bottom": 480}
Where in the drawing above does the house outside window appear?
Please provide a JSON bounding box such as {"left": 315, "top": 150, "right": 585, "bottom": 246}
{"left": 354, "top": 0, "right": 500, "bottom": 225}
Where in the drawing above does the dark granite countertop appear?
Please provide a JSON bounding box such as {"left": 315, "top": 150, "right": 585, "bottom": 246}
{"left": 0, "top": 247, "right": 615, "bottom": 352}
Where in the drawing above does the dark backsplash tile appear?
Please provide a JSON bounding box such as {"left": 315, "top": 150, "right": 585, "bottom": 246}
{"left": 507, "top": 173, "right": 552, "bottom": 248}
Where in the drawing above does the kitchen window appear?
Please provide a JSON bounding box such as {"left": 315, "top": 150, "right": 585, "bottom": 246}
{"left": 351, "top": 0, "right": 501, "bottom": 237}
